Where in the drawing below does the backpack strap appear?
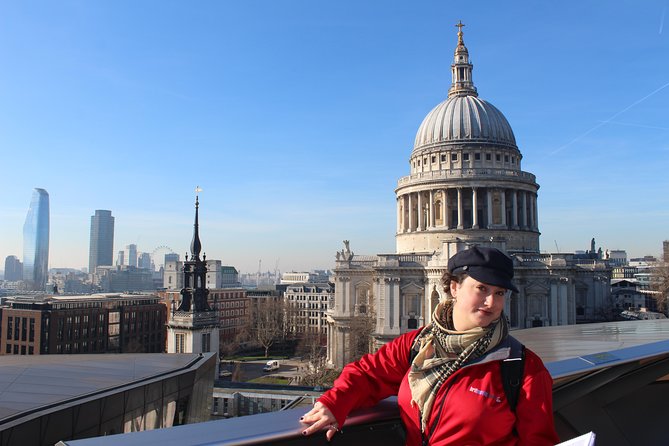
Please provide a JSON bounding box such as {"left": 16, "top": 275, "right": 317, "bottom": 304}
{"left": 501, "top": 336, "right": 526, "bottom": 413}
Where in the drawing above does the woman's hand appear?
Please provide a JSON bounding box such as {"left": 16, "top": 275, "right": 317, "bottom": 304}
{"left": 300, "top": 402, "right": 340, "bottom": 441}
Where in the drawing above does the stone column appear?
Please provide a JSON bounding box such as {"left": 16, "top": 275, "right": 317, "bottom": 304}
{"left": 417, "top": 192, "right": 423, "bottom": 231}
{"left": 511, "top": 190, "right": 518, "bottom": 229}
{"left": 396, "top": 196, "right": 400, "bottom": 233}
{"left": 471, "top": 187, "right": 479, "bottom": 229}
{"left": 521, "top": 191, "right": 528, "bottom": 229}
{"left": 429, "top": 190, "right": 435, "bottom": 228}
{"left": 533, "top": 193, "right": 539, "bottom": 231}
{"left": 443, "top": 189, "right": 449, "bottom": 228}
{"left": 486, "top": 188, "right": 493, "bottom": 228}
{"left": 528, "top": 193, "right": 535, "bottom": 231}
{"left": 408, "top": 193, "right": 414, "bottom": 232}
{"left": 500, "top": 189, "right": 507, "bottom": 227}
{"left": 457, "top": 188, "right": 464, "bottom": 229}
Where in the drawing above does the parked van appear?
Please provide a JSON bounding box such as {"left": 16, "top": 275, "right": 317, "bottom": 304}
{"left": 263, "top": 360, "right": 279, "bottom": 372}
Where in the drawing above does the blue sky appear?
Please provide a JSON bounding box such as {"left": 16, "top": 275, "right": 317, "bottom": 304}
{"left": 1, "top": 0, "right": 668, "bottom": 274}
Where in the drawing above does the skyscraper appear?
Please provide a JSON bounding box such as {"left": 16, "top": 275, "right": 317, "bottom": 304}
{"left": 138, "top": 252, "right": 152, "bottom": 270}
{"left": 4, "top": 255, "right": 23, "bottom": 281}
{"left": 23, "top": 188, "right": 49, "bottom": 291}
{"left": 88, "top": 210, "right": 115, "bottom": 274}
{"left": 126, "top": 244, "right": 138, "bottom": 267}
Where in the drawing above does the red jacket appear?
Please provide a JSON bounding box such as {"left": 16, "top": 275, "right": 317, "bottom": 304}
{"left": 318, "top": 329, "right": 558, "bottom": 446}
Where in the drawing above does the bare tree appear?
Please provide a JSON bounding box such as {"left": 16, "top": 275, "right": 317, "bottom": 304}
{"left": 651, "top": 262, "right": 669, "bottom": 314}
{"left": 348, "top": 311, "right": 376, "bottom": 362}
{"left": 250, "top": 297, "right": 285, "bottom": 357}
{"left": 295, "top": 335, "right": 339, "bottom": 387}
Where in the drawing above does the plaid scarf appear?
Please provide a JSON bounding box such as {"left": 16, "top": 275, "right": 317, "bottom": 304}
{"left": 408, "top": 300, "right": 509, "bottom": 432}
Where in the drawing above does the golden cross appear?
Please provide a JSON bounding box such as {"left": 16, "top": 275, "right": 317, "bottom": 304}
{"left": 455, "top": 20, "right": 465, "bottom": 33}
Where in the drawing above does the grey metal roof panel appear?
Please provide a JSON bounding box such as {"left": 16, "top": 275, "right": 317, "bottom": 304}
{"left": 0, "top": 353, "right": 207, "bottom": 427}
{"left": 512, "top": 319, "right": 669, "bottom": 363}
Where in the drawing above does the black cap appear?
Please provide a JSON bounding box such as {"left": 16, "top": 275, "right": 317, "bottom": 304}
{"left": 447, "top": 246, "right": 518, "bottom": 292}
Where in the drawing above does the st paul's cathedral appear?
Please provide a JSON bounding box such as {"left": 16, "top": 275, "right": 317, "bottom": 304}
{"left": 326, "top": 24, "right": 611, "bottom": 369}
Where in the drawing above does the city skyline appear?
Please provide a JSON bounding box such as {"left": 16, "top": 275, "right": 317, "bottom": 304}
{"left": 1, "top": 1, "right": 668, "bottom": 273}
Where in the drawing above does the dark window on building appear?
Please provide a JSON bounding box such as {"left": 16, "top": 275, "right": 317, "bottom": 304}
{"left": 408, "top": 317, "right": 418, "bottom": 329}
{"left": 431, "top": 155, "right": 436, "bottom": 163}
{"left": 475, "top": 153, "right": 481, "bottom": 160}
{"left": 21, "top": 345, "right": 26, "bottom": 355}
{"left": 441, "top": 154, "right": 446, "bottom": 162}
{"left": 486, "top": 153, "right": 491, "bottom": 161}
{"left": 28, "top": 346, "right": 34, "bottom": 355}
{"left": 451, "top": 153, "right": 458, "bottom": 161}
{"left": 5, "top": 344, "right": 11, "bottom": 354}
{"left": 496, "top": 154, "right": 501, "bottom": 161}
{"left": 511, "top": 156, "right": 515, "bottom": 164}
{"left": 505, "top": 155, "right": 509, "bottom": 162}
{"left": 29, "top": 318, "right": 35, "bottom": 342}
{"left": 7, "top": 317, "right": 12, "bottom": 340}
{"left": 463, "top": 153, "right": 470, "bottom": 161}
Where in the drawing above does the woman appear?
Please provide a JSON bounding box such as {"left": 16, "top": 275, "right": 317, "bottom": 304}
{"left": 301, "top": 246, "right": 558, "bottom": 445}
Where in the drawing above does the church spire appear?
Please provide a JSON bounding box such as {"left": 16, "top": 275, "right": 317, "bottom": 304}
{"left": 448, "top": 21, "right": 478, "bottom": 98}
{"left": 190, "top": 186, "right": 202, "bottom": 261}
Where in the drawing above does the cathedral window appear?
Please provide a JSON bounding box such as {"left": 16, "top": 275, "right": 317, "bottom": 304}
{"left": 496, "top": 154, "right": 501, "bottom": 161}
{"left": 431, "top": 155, "right": 436, "bottom": 164}
{"left": 441, "top": 154, "right": 446, "bottom": 162}
{"left": 451, "top": 153, "right": 457, "bottom": 161}
{"left": 511, "top": 156, "right": 516, "bottom": 164}
{"left": 475, "top": 153, "right": 481, "bottom": 160}
{"left": 463, "top": 153, "right": 469, "bottom": 161}
{"left": 505, "top": 155, "right": 509, "bottom": 162}
{"left": 486, "top": 153, "right": 492, "bottom": 161}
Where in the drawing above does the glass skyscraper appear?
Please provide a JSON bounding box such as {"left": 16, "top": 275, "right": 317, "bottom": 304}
{"left": 89, "top": 210, "right": 115, "bottom": 274}
{"left": 23, "top": 188, "right": 50, "bottom": 291}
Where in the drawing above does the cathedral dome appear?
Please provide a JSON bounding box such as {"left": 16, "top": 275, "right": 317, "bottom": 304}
{"left": 413, "top": 95, "right": 516, "bottom": 152}
{"left": 412, "top": 22, "right": 516, "bottom": 153}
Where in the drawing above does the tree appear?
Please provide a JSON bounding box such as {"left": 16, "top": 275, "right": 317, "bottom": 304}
{"left": 250, "top": 297, "right": 285, "bottom": 357}
{"left": 295, "top": 335, "right": 340, "bottom": 387}
{"left": 651, "top": 262, "right": 669, "bottom": 314}
{"left": 348, "top": 310, "right": 376, "bottom": 362}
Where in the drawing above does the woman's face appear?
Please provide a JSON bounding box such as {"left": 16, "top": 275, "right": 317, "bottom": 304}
{"left": 450, "top": 276, "right": 507, "bottom": 331}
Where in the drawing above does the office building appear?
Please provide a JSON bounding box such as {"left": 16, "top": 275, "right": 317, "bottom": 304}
{"left": 126, "top": 244, "right": 138, "bottom": 268}
{"left": 4, "top": 256, "right": 23, "bottom": 282}
{"left": 284, "top": 283, "right": 332, "bottom": 336}
{"left": 88, "top": 210, "right": 115, "bottom": 274}
{"left": 0, "top": 293, "right": 166, "bottom": 355}
{"left": 138, "top": 252, "right": 152, "bottom": 270}
{"left": 22, "top": 188, "right": 49, "bottom": 291}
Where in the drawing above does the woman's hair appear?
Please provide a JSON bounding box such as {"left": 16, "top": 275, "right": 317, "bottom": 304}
{"left": 441, "top": 271, "right": 469, "bottom": 299}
